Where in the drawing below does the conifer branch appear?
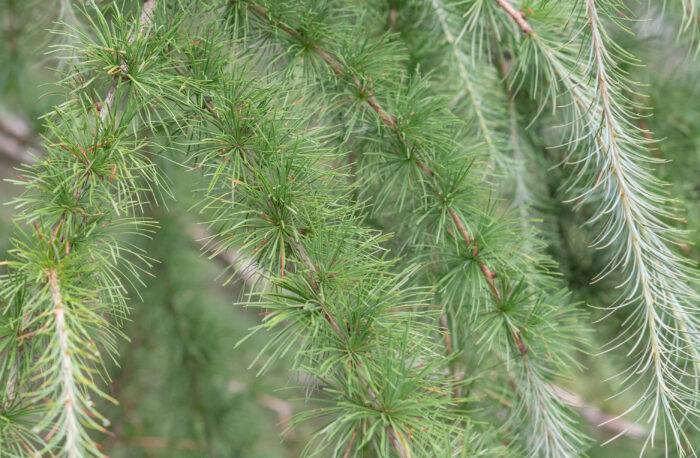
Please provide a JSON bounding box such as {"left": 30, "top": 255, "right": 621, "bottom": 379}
{"left": 180, "top": 35, "right": 464, "bottom": 454}
{"left": 245, "top": 0, "right": 541, "bottom": 374}
{"left": 247, "top": 3, "right": 397, "bottom": 130}
{"left": 503, "top": 0, "right": 700, "bottom": 452}
{"left": 581, "top": 1, "right": 699, "bottom": 451}
{"left": 287, "top": 235, "right": 347, "bottom": 342}
{"left": 1, "top": 2, "right": 163, "bottom": 455}
{"left": 493, "top": 0, "right": 532, "bottom": 35}
{"left": 237, "top": 3, "right": 586, "bottom": 456}
{"left": 3, "top": 0, "right": 698, "bottom": 455}
{"left": 98, "top": 0, "right": 154, "bottom": 122}
{"left": 246, "top": 0, "right": 502, "bottom": 309}
{"left": 243, "top": 6, "right": 471, "bottom": 392}
{"left": 46, "top": 269, "right": 80, "bottom": 458}
{"left": 389, "top": 4, "right": 589, "bottom": 455}
{"left": 237, "top": 15, "right": 531, "bottom": 437}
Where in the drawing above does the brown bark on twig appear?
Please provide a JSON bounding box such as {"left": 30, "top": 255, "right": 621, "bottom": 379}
{"left": 247, "top": 2, "right": 507, "bottom": 368}
{"left": 493, "top": 0, "right": 533, "bottom": 35}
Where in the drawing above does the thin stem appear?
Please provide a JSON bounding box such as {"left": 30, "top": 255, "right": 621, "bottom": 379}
{"left": 248, "top": 3, "right": 396, "bottom": 130}
{"left": 342, "top": 424, "right": 359, "bottom": 458}
{"left": 98, "top": 0, "right": 155, "bottom": 122}
{"left": 585, "top": 1, "right": 696, "bottom": 447}
{"left": 493, "top": 0, "right": 532, "bottom": 35}
{"left": 99, "top": 78, "right": 119, "bottom": 122}
{"left": 47, "top": 268, "right": 81, "bottom": 458}
{"left": 246, "top": 1, "right": 503, "bottom": 308}
{"left": 502, "top": 0, "right": 699, "bottom": 449}
{"left": 287, "top": 235, "right": 348, "bottom": 343}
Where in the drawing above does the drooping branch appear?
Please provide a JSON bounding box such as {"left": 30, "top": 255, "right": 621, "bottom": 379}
{"left": 184, "top": 61, "right": 460, "bottom": 454}
{"left": 1, "top": 2, "right": 161, "bottom": 455}
{"left": 247, "top": 0, "right": 504, "bottom": 317}
{"left": 244, "top": 7, "right": 512, "bottom": 400}
{"left": 582, "top": 1, "right": 699, "bottom": 450}
{"left": 239, "top": 6, "right": 588, "bottom": 456}
{"left": 46, "top": 269, "right": 81, "bottom": 458}
{"left": 499, "top": 0, "right": 700, "bottom": 451}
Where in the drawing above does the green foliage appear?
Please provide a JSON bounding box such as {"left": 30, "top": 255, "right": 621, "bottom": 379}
{"left": 0, "top": 0, "right": 699, "bottom": 457}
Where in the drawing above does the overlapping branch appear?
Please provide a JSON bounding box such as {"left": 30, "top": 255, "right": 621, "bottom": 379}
{"left": 496, "top": 0, "right": 700, "bottom": 453}
{"left": 242, "top": 2, "right": 585, "bottom": 456}
{"left": 1, "top": 2, "right": 160, "bottom": 455}
{"left": 178, "top": 42, "right": 463, "bottom": 456}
